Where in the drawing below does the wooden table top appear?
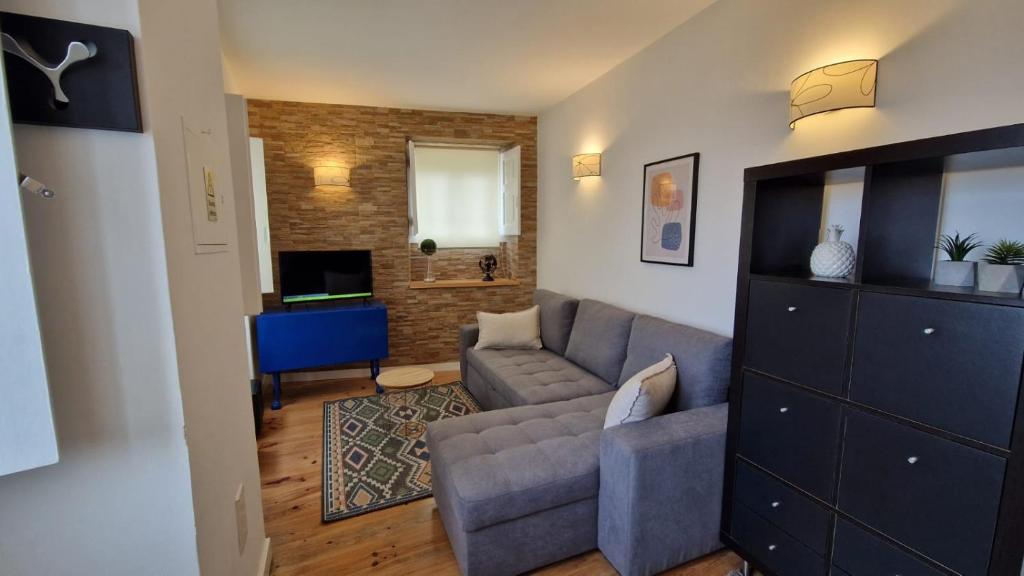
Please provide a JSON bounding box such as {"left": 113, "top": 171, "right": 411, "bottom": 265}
{"left": 375, "top": 367, "right": 435, "bottom": 390}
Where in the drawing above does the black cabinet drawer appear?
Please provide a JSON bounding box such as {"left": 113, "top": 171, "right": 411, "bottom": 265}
{"left": 733, "top": 459, "right": 830, "bottom": 554}
{"left": 838, "top": 410, "right": 1006, "bottom": 576}
{"left": 832, "top": 519, "right": 946, "bottom": 576}
{"left": 730, "top": 503, "right": 826, "bottom": 576}
{"left": 851, "top": 292, "right": 1024, "bottom": 447}
{"left": 738, "top": 373, "right": 842, "bottom": 501}
{"left": 745, "top": 280, "right": 853, "bottom": 395}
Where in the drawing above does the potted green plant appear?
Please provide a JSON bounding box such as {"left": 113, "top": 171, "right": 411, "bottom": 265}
{"left": 419, "top": 238, "right": 437, "bottom": 282}
{"left": 934, "top": 232, "right": 983, "bottom": 287}
{"left": 977, "top": 239, "right": 1024, "bottom": 294}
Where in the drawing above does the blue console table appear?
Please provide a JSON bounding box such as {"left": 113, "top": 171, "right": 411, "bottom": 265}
{"left": 255, "top": 301, "right": 388, "bottom": 409}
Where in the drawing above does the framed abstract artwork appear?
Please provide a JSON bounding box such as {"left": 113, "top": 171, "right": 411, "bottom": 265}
{"left": 641, "top": 153, "right": 700, "bottom": 266}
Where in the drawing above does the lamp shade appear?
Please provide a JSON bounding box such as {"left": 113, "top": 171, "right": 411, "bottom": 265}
{"left": 572, "top": 153, "right": 601, "bottom": 179}
{"left": 313, "top": 165, "right": 351, "bottom": 187}
{"left": 789, "top": 59, "right": 877, "bottom": 128}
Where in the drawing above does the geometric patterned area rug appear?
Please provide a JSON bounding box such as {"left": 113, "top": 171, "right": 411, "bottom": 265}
{"left": 322, "top": 382, "right": 481, "bottom": 522}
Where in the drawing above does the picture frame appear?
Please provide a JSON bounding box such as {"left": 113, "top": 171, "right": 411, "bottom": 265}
{"left": 640, "top": 152, "right": 700, "bottom": 266}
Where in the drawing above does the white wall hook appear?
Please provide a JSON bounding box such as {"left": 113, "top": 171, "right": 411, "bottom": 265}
{"left": 2, "top": 33, "right": 97, "bottom": 104}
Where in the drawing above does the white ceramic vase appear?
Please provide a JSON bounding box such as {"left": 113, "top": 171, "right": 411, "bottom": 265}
{"left": 811, "top": 225, "right": 856, "bottom": 278}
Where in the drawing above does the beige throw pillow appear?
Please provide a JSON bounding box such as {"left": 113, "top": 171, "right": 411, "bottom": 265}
{"left": 475, "top": 305, "right": 543, "bottom": 350}
{"left": 603, "top": 354, "right": 677, "bottom": 429}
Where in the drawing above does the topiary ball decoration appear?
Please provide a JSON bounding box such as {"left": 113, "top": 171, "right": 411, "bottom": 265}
{"left": 419, "top": 238, "right": 437, "bottom": 256}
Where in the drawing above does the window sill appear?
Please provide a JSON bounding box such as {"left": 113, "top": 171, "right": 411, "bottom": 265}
{"left": 408, "top": 279, "right": 521, "bottom": 290}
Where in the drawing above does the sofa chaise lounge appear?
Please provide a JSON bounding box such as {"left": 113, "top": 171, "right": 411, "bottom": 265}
{"left": 426, "top": 289, "right": 732, "bottom": 576}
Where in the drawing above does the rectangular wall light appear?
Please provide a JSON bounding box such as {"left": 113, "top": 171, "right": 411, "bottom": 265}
{"left": 572, "top": 153, "right": 601, "bottom": 180}
{"left": 313, "top": 165, "right": 351, "bottom": 187}
{"left": 790, "top": 59, "right": 877, "bottom": 128}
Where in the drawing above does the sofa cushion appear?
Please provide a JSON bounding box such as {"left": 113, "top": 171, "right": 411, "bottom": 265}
{"left": 467, "top": 347, "right": 614, "bottom": 407}
{"left": 618, "top": 314, "right": 732, "bottom": 412}
{"left": 427, "top": 391, "right": 614, "bottom": 531}
{"left": 564, "top": 299, "right": 636, "bottom": 386}
{"left": 604, "top": 353, "right": 677, "bottom": 429}
{"left": 533, "top": 289, "right": 579, "bottom": 355}
{"left": 475, "top": 305, "right": 542, "bottom": 350}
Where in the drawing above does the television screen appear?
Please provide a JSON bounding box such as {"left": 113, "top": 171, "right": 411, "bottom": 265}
{"left": 279, "top": 250, "right": 373, "bottom": 305}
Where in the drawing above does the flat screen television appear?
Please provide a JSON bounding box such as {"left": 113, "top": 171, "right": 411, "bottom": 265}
{"left": 279, "top": 250, "right": 373, "bottom": 305}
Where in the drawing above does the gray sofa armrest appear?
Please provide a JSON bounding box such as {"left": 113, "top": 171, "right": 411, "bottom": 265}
{"left": 598, "top": 403, "right": 728, "bottom": 576}
{"left": 459, "top": 324, "right": 480, "bottom": 382}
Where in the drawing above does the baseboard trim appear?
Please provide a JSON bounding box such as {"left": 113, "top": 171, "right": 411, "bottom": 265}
{"left": 281, "top": 361, "right": 460, "bottom": 383}
{"left": 257, "top": 537, "right": 272, "bottom": 576}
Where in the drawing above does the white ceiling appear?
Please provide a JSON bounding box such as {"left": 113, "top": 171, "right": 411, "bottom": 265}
{"left": 218, "top": 0, "right": 716, "bottom": 115}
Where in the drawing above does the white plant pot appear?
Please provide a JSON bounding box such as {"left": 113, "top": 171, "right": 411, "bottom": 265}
{"left": 933, "top": 261, "right": 976, "bottom": 287}
{"left": 977, "top": 263, "right": 1024, "bottom": 294}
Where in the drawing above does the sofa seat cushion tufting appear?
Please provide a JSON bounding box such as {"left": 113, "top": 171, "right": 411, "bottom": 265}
{"left": 467, "top": 347, "right": 614, "bottom": 407}
{"left": 427, "top": 391, "right": 614, "bottom": 532}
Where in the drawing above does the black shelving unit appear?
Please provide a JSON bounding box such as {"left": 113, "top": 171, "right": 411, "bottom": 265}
{"left": 722, "top": 123, "right": 1024, "bottom": 576}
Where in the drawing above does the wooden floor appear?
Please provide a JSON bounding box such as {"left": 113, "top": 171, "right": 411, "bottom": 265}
{"left": 257, "top": 370, "right": 743, "bottom": 575}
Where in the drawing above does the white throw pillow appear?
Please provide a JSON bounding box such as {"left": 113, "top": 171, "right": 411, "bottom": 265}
{"left": 603, "top": 354, "right": 677, "bottom": 429}
{"left": 475, "top": 305, "right": 543, "bottom": 350}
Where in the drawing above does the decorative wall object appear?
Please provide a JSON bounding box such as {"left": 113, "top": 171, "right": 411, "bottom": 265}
{"left": 0, "top": 12, "right": 141, "bottom": 132}
{"left": 572, "top": 153, "right": 601, "bottom": 179}
{"left": 479, "top": 254, "right": 498, "bottom": 281}
{"left": 790, "top": 59, "right": 877, "bottom": 128}
{"left": 313, "top": 165, "right": 350, "bottom": 187}
{"left": 641, "top": 153, "right": 699, "bottom": 266}
{"left": 811, "top": 224, "right": 856, "bottom": 278}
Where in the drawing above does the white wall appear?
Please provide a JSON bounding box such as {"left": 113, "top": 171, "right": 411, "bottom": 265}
{"left": 538, "top": 0, "right": 1024, "bottom": 336}
{"left": 0, "top": 1, "right": 268, "bottom": 575}
{"left": 0, "top": 1, "right": 201, "bottom": 574}
{"left": 136, "top": 0, "right": 268, "bottom": 574}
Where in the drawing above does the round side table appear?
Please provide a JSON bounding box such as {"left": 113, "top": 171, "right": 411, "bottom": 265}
{"left": 375, "top": 367, "right": 435, "bottom": 437}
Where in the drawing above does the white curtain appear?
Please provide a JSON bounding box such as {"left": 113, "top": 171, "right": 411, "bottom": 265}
{"left": 411, "top": 146, "right": 501, "bottom": 248}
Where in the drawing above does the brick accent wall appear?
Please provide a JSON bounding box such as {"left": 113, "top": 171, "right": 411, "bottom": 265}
{"left": 247, "top": 100, "right": 537, "bottom": 366}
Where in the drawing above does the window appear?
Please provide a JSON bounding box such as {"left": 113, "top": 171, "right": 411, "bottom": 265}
{"left": 408, "top": 142, "right": 520, "bottom": 248}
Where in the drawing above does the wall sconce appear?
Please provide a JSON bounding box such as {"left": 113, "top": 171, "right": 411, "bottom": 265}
{"left": 572, "top": 153, "right": 601, "bottom": 180}
{"left": 313, "top": 165, "right": 350, "bottom": 187}
{"left": 790, "top": 59, "right": 877, "bottom": 128}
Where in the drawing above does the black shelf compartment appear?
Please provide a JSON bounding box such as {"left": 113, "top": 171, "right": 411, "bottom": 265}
{"left": 857, "top": 158, "right": 944, "bottom": 285}
{"left": 749, "top": 173, "right": 825, "bottom": 278}
{"left": 747, "top": 125, "right": 1024, "bottom": 294}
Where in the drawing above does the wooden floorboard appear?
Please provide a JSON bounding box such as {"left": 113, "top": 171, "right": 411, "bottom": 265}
{"left": 257, "top": 371, "right": 743, "bottom": 575}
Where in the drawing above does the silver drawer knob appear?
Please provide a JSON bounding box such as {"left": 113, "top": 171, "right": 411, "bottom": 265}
{"left": 779, "top": 407, "right": 789, "bottom": 413}
{"left": 787, "top": 306, "right": 798, "bottom": 312}
{"left": 907, "top": 456, "right": 919, "bottom": 464}
{"left": 923, "top": 328, "right": 935, "bottom": 335}
{"left": 768, "top": 544, "right": 777, "bottom": 551}
{"left": 771, "top": 501, "right": 781, "bottom": 508}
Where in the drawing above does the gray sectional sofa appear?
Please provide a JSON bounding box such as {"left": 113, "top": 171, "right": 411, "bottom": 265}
{"left": 427, "top": 289, "right": 732, "bottom": 576}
